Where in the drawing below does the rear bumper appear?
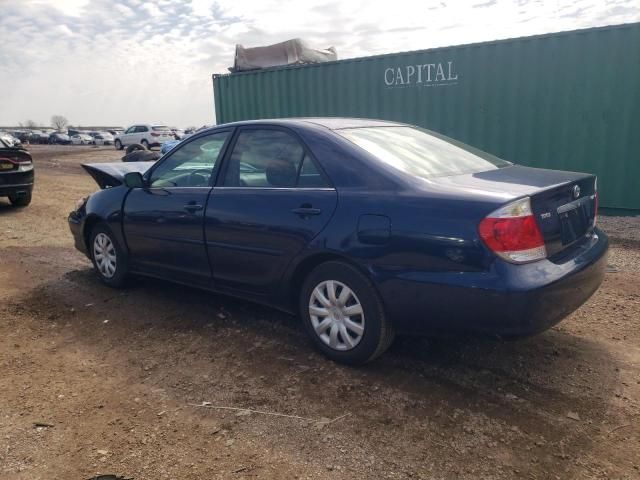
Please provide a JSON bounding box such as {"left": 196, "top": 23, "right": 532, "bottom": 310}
{"left": 377, "top": 229, "right": 609, "bottom": 336}
{"left": 0, "top": 170, "right": 34, "bottom": 197}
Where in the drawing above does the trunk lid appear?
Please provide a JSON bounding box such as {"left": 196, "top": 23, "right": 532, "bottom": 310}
{"left": 431, "top": 165, "right": 597, "bottom": 257}
{"left": 82, "top": 162, "right": 155, "bottom": 189}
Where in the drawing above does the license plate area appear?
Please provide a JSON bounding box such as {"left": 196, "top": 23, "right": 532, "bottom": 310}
{"left": 557, "top": 199, "right": 590, "bottom": 245}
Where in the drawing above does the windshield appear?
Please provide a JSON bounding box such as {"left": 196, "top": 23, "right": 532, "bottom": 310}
{"left": 338, "top": 126, "right": 511, "bottom": 179}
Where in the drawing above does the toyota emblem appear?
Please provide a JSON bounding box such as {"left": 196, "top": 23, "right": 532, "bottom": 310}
{"left": 572, "top": 185, "right": 581, "bottom": 199}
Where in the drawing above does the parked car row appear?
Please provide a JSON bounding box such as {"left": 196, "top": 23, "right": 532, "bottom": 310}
{"left": 1, "top": 128, "right": 119, "bottom": 146}
{"left": 2, "top": 124, "right": 191, "bottom": 151}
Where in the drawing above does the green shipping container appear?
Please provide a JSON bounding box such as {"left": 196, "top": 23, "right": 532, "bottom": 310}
{"left": 213, "top": 23, "right": 640, "bottom": 212}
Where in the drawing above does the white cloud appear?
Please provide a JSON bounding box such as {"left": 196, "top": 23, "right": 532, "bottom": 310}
{"left": 0, "top": 0, "right": 638, "bottom": 128}
{"left": 141, "top": 2, "right": 163, "bottom": 17}
{"left": 25, "top": 0, "right": 90, "bottom": 16}
{"left": 57, "top": 24, "right": 74, "bottom": 36}
{"left": 114, "top": 3, "right": 136, "bottom": 17}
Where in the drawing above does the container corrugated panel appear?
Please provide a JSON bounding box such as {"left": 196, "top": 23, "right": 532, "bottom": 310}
{"left": 213, "top": 23, "right": 640, "bottom": 211}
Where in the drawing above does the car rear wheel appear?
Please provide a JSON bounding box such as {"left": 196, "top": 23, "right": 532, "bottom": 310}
{"left": 90, "top": 224, "right": 128, "bottom": 287}
{"left": 300, "top": 261, "right": 394, "bottom": 365}
{"left": 9, "top": 192, "right": 32, "bottom": 207}
{"left": 141, "top": 139, "right": 149, "bottom": 149}
{"left": 115, "top": 139, "right": 123, "bottom": 150}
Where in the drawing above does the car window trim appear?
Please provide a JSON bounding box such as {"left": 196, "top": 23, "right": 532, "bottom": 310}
{"left": 214, "top": 124, "right": 333, "bottom": 189}
{"left": 144, "top": 128, "right": 234, "bottom": 189}
{"left": 214, "top": 186, "right": 336, "bottom": 192}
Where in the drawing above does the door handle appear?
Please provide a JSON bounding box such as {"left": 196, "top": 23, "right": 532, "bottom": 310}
{"left": 184, "top": 203, "right": 204, "bottom": 213}
{"left": 292, "top": 206, "right": 322, "bottom": 216}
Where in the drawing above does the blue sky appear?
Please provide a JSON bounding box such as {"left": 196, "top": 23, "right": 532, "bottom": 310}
{"left": 0, "top": 0, "right": 637, "bottom": 128}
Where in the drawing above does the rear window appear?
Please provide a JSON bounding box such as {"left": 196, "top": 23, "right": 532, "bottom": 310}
{"left": 338, "top": 126, "right": 510, "bottom": 179}
{"left": 152, "top": 126, "right": 171, "bottom": 132}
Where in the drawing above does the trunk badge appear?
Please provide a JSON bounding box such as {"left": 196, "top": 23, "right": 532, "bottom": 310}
{"left": 540, "top": 212, "right": 551, "bottom": 219}
{"left": 572, "top": 185, "right": 581, "bottom": 199}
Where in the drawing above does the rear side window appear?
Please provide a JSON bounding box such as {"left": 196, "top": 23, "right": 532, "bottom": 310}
{"left": 223, "top": 129, "right": 305, "bottom": 188}
{"left": 298, "top": 154, "right": 330, "bottom": 188}
{"left": 338, "top": 126, "right": 511, "bottom": 179}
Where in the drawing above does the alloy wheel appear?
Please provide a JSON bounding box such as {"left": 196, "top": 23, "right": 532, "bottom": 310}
{"left": 309, "top": 280, "right": 365, "bottom": 351}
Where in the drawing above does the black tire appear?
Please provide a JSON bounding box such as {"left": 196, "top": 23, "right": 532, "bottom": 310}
{"left": 9, "top": 192, "right": 32, "bottom": 207}
{"left": 115, "top": 139, "right": 123, "bottom": 150}
{"left": 126, "top": 143, "right": 146, "bottom": 154}
{"left": 299, "top": 261, "right": 394, "bottom": 365}
{"left": 121, "top": 150, "right": 161, "bottom": 163}
{"left": 89, "top": 223, "right": 129, "bottom": 288}
{"left": 140, "top": 139, "right": 149, "bottom": 150}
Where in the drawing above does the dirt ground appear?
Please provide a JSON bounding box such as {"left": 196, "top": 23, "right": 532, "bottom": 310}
{"left": 1, "top": 145, "right": 638, "bottom": 480}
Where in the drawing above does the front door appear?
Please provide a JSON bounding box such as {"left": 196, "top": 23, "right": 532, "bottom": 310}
{"left": 123, "top": 130, "right": 231, "bottom": 285}
{"left": 205, "top": 127, "right": 337, "bottom": 296}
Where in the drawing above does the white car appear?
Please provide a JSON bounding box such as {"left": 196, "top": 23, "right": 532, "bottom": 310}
{"left": 70, "top": 133, "right": 94, "bottom": 145}
{"left": 92, "top": 132, "right": 114, "bottom": 145}
{"left": 114, "top": 124, "right": 174, "bottom": 150}
{"left": 0, "top": 132, "right": 20, "bottom": 147}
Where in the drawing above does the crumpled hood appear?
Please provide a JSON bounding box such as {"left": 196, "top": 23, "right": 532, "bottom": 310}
{"left": 82, "top": 162, "right": 155, "bottom": 189}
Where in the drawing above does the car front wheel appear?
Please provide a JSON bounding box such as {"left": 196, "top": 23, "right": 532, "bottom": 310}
{"left": 115, "top": 139, "right": 123, "bottom": 150}
{"left": 90, "top": 224, "right": 128, "bottom": 287}
{"left": 300, "top": 261, "right": 394, "bottom": 365}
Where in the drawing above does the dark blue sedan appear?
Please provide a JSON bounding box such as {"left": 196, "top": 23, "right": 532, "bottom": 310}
{"left": 69, "top": 118, "right": 608, "bottom": 364}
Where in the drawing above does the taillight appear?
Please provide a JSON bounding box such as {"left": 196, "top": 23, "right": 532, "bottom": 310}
{"left": 0, "top": 155, "right": 31, "bottom": 165}
{"left": 478, "top": 197, "right": 547, "bottom": 264}
{"left": 151, "top": 132, "right": 160, "bottom": 137}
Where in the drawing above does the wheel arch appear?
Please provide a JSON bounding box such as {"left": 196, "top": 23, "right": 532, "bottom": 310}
{"left": 82, "top": 214, "right": 103, "bottom": 253}
{"left": 285, "top": 251, "right": 379, "bottom": 313}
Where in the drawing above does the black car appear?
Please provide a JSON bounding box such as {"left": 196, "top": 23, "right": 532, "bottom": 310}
{"left": 69, "top": 118, "right": 607, "bottom": 364}
{"left": 0, "top": 137, "right": 34, "bottom": 206}
{"left": 49, "top": 132, "right": 71, "bottom": 145}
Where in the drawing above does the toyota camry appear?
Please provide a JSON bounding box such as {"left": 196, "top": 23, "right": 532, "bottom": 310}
{"left": 68, "top": 118, "right": 607, "bottom": 364}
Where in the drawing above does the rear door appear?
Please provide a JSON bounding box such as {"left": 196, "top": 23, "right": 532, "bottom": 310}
{"left": 122, "top": 130, "right": 231, "bottom": 285}
{"left": 135, "top": 125, "right": 148, "bottom": 144}
{"left": 205, "top": 126, "right": 337, "bottom": 296}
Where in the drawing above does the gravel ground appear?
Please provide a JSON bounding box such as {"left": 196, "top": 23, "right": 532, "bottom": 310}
{"left": 0, "top": 145, "right": 639, "bottom": 480}
{"left": 598, "top": 216, "right": 640, "bottom": 243}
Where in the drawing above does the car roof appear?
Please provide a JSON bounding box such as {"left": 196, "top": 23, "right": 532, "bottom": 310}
{"left": 211, "top": 117, "right": 406, "bottom": 131}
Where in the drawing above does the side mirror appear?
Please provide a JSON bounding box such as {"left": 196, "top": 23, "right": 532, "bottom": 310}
{"left": 124, "top": 171, "right": 144, "bottom": 188}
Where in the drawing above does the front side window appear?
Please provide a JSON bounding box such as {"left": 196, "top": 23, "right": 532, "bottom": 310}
{"left": 223, "top": 129, "right": 305, "bottom": 188}
{"left": 149, "top": 131, "right": 229, "bottom": 188}
{"left": 125, "top": 126, "right": 136, "bottom": 134}
{"left": 338, "top": 126, "right": 511, "bottom": 179}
